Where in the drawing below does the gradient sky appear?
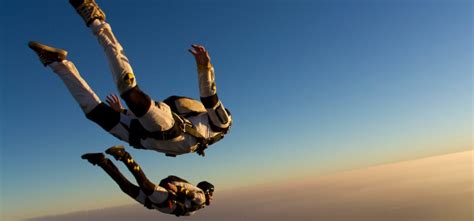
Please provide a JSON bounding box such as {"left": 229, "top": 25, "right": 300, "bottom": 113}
{"left": 1, "top": 0, "right": 472, "bottom": 220}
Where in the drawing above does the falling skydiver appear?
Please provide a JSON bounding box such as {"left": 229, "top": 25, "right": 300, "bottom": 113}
{"left": 29, "top": 0, "right": 232, "bottom": 157}
{"left": 82, "top": 145, "right": 215, "bottom": 216}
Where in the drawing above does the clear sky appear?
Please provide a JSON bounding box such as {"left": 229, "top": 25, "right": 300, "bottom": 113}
{"left": 1, "top": 0, "right": 472, "bottom": 220}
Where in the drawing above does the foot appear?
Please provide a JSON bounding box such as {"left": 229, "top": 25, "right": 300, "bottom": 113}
{"left": 81, "top": 153, "right": 106, "bottom": 165}
{"left": 105, "top": 145, "right": 127, "bottom": 161}
{"left": 28, "top": 41, "right": 68, "bottom": 67}
{"left": 69, "top": 0, "right": 106, "bottom": 27}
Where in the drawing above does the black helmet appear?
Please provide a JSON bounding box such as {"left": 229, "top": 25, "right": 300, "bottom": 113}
{"left": 197, "top": 181, "right": 214, "bottom": 195}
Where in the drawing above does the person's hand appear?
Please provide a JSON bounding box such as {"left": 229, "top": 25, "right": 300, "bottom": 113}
{"left": 105, "top": 94, "right": 124, "bottom": 112}
{"left": 188, "top": 44, "right": 211, "bottom": 67}
{"left": 167, "top": 183, "right": 178, "bottom": 193}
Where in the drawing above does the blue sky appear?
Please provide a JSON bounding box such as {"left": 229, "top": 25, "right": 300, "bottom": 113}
{"left": 1, "top": 0, "right": 472, "bottom": 220}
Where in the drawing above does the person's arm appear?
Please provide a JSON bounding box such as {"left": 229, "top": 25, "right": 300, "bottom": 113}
{"left": 188, "top": 45, "right": 232, "bottom": 132}
{"left": 166, "top": 183, "right": 179, "bottom": 193}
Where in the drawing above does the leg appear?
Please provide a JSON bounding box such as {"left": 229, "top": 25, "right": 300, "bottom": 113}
{"left": 49, "top": 60, "right": 101, "bottom": 114}
{"left": 69, "top": 1, "right": 139, "bottom": 103}
{"left": 51, "top": 60, "right": 131, "bottom": 141}
{"left": 106, "top": 146, "right": 171, "bottom": 205}
{"left": 29, "top": 40, "right": 101, "bottom": 114}
{"left": 105, "top": 146, "right": 156, "bottom": 195}
{"left": 48, "top": 59, "right": 129, "bottom": 141}
{"left": 81, "top": 153, "right": 140, "bottom": 199}
{"left": 28, "top": 41, "right": 130, "bottom": 141}
{"left": 90, "top": 21, "right": 137, "bottom": 96}
{"left": 91, "top": 22, "right": 175, "bottom": 132}
{"left": 69, "top": 1, "right": 175, "bottom": 132}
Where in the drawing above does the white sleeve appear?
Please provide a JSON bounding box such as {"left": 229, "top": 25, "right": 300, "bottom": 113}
{"left": 197, "top": 64, "right": 217, "bottom": 98}
{"left": 197, "top": 65, "right": 232, "bottom": 131}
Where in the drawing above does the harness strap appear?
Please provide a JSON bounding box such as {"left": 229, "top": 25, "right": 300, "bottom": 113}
{"left": 175, "top": 115, "right": 230, "bottom": 156}
{"left": 180, "top": 122, "right": 213, "bottom": 156}
{"left": 127, "top": 112, "right": 230, "bottom": 157}
{"left": 128, "top": 113, "right": 183, "bottom": 148}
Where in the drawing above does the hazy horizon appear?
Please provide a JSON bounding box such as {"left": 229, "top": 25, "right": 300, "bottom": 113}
{"left": 22, "top": 150, "right": 473, "bottom": 221}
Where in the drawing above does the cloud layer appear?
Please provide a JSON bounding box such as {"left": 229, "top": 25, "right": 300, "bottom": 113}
{"left": 27, "top": 151, "right": 473, "bottom": 221}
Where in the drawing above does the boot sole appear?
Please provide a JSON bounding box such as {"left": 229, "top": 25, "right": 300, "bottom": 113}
{"left": 28, "top": 41, "right": 68, "bottom": 58}
{"left": 81, "top": 153, "right": 105, "bottom": 165}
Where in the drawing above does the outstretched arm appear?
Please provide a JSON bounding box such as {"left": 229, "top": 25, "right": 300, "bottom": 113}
{"left": 188, "top": 45, "right": 232, "bottom": 132}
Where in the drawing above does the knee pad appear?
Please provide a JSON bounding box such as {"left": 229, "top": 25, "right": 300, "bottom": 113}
{"left": 108, "top": 122, "right": 130, "bottom": 142}
{"left": 117, "top": 72, "right": 137, "bottom": 95}
{"left": 86, "top": 103, "right": 121, "bottom": 131}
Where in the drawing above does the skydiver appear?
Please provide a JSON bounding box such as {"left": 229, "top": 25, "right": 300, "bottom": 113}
{"left": 82, "top": 145, "right": 214, "bottom": 216}
{"left": 28, "top": 0, "right": 232, "bottom": 157}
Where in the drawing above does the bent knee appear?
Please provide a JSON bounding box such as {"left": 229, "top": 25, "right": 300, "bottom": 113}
{"left": 121, "top": 86, "right": 152, "bottom": 117}
{"left": 86, "top": 102, "right": 121, "bottom": 131}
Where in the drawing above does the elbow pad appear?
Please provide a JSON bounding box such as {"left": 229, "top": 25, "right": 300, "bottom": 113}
{"left": 201, "top": 94, "right": 231, "bottom": 131}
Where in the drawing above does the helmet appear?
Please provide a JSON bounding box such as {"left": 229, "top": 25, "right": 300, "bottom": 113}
{"left": 197, "top": 181, "right": 214, "bottom": 195}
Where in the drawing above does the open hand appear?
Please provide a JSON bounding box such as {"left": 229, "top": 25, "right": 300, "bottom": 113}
{"left": 105, "top": 94, "right": 124, "bottom": 112}
{"left": 167, "top": 183, "right": 178, "bottom": 193}
{"left": 188, "top": 44, "right": 211, "bottom": 67}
